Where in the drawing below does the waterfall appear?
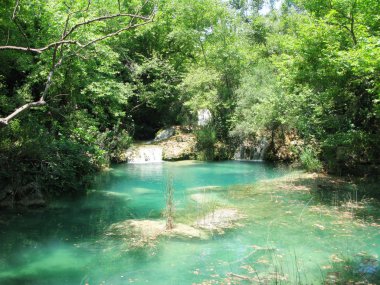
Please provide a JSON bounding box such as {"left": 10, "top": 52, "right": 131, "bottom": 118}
{"left": 125, "top": 146, "right": 163, "bottom": 163}
{"left": 197, "top": 109, "right": 212, "bottom": 126}
{"left": 233, "top": 138, "right": 269, "bottom": 161}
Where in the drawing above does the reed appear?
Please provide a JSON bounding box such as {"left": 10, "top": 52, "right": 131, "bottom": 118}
{"left": 165, "top": 176, "right": 175, "bottom": 230}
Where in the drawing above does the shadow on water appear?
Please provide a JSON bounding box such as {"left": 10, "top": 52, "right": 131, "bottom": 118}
{"left": 323, "top": 253, "right": 380, "bottom": 284}
{"left": 288, "top": 174, "right": 380, "bottom": 222}
{"left": 0, "top": 190, "right": 135, "bottom": 282}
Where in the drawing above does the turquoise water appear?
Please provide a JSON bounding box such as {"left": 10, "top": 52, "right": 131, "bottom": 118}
{"left": 0, "top": 161, "right": 379, "bottom": 284}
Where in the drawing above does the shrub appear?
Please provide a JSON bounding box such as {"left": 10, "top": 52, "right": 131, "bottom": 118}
{"left": 195, "top": 125, "right": 217, "bottom": 161}
{"left": 300, "top": 147, "right": 323, "bottom": 172}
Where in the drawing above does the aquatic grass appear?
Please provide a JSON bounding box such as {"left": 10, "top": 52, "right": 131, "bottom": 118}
{"left": 220, "top": 250, "right": 317, "bottom": 284}
{"left": 245, "top": 172, "right": 380, "bottom": 226}
{"left": 204, "top": 173, "right": 380, "bottom": 284}
{"left": 225, "top": 248, "right": 376, "bottom": 284}
{"left": 175, "top": 197, "right": 226, "bottom": 226}
{"left": 164, "top": 176, "right": 175, "bottom": 230}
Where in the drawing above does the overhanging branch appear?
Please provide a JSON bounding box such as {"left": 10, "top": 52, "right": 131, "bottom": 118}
{"left": 0, "top": 40, "right": 81, "bottom": 53}
{"left": 62, "top": 12, "right": 151, "bottom": 40}
{"left": 1, "top": 12, "right": 152, "bottom": 53}
{"left": 0, "top": 99, "right": 46, "bottom": 126}
{"left": 0, "top": 0, "right": 155, "bottom": 126}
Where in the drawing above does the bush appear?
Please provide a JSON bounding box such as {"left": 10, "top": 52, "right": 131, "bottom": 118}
{"left": 96, "top": 126, "right": 133, "bottom": 163}
{"left": 195, "top": 125, "right": 217, "bottom": 161}
{"left": 322, "top": 130, "right": 379, "bottom": 174}
{"left": 0, "top": 119, "right": 132, "bottom": 205}
{"left": 300, "top": 147, "right": 323, "bottom": 172}
{"left": 42, "top": 139, "right": 102, "bottom": 193}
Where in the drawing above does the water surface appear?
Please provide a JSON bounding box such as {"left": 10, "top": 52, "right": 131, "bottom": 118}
{"left": 0, "top": 161, "right": 378, "bottom": 284}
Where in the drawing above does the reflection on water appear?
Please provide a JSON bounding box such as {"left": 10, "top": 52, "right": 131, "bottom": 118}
{"left": 0, "top": 161, "right": 378, "bottom": 285}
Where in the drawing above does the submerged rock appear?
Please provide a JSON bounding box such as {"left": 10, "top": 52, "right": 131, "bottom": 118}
{"left": 187, "top": 185, "right": 222, "bottom": 192}
{"left": 107, "top": 219, "right": 208, "bottom": 248}
{"left": 190, "top": 193, "right": 219, "bottom": 204}
{"left": 195, "top": 208, "right": 246, "bottom": 230}
{"left": 107, "top": 208, "right": 245, "bottom": 248}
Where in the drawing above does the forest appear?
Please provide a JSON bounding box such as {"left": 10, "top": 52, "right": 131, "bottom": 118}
{"left": 0, "top": 0, "right": 379, "bottom": 201}
{"left": 0, "top": 0, "right": 379, "bottom": 283}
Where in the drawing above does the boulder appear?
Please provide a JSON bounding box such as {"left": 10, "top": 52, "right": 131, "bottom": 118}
{"left": 156, "top": 133, "right": 196, "bottom": 161}
{"left": 154, "top": 127, "right": 175, "bottom": 142}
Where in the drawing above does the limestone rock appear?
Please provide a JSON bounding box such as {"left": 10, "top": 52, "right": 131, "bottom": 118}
{"left": 195, "top": 208, "right": 245, "bottom": 230}
{"left": 154, "top": 127, "right": 175, "bottom": 142}
{"left": 107, "top": 219, "right": 208, "bottom": 248}
{"left": 157, "top": 133, "right": 196, "bottom": 161}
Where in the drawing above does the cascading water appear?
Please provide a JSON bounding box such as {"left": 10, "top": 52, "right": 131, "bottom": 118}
{"left": 233, "top": 138, "right": 269, "bottom": 161}
{"left": 197, "top": 109, "right": 212, "bottom": 126}
{"left": 125, "top": 146, "right": 163, "bottom": 163}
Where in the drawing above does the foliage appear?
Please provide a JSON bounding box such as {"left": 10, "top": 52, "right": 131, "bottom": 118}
{"left": 299, "top": 147, "right": 323, "bottom": 173}
{"left": 180, "top": 66, "right": 220, "bottom": 113}
{"left": 195, "top": 125, "right": 217, "bottom": 161}
{"left": 231, "top": 60, "right": 288, "bottom": 138}
{"left": 129, "top": 56, "right": 182, "bottom": 138}
{"left": 0, "top": 0, "right": 379, "bottom": 206}
{"left": 0, "top": 122, "right": 100, "bottom": 196}
{"left": 230, "top": 1, "right": 379, "bottom": 173}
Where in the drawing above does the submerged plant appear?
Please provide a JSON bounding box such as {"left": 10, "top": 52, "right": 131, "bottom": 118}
{"left": 323, "top": 254, "right": 380, "bottom": 284}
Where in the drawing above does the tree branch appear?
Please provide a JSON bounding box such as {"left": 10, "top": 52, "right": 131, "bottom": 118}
{"left": 80, "top": 20, "right": 153, "bottom": 49}
{"left": 59, "top": 0, "right": 92, "bottom": 59}
{"left": 1, "top": 13, "right": 151, "bottom": 53}
{"left": 62, "top": 13, "right": 150, "bottom": 40}
{"left": 12, "top": 0, "right": 20, "bottom": 20}
{"left": 0, "top": 99, "right": 46, "bottom": 126}
{"left": 0, "top": 57, "right": 63, "bottom": 127}
{"left": 0, "top": 1, "right": 155, "bottom": 126}
{"left": 11, "top": 0, "right": 31, "bottom": 48}
{"left": 0, "top": 40, "right": 82, "bottom": 53}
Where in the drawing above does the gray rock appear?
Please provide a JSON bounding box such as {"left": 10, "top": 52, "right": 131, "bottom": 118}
{"left": 154, "top": 127, "right": 175, "bottom": 142}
